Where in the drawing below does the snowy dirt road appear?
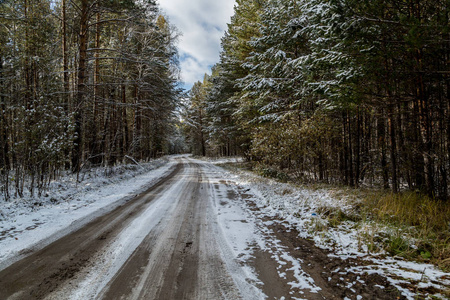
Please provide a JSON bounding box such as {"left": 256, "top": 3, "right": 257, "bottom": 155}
{"left": 0, "top": 158, "right": 407, "bottom": 299}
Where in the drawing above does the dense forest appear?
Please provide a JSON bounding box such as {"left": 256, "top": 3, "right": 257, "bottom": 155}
{"left": 0, "top": 0, "right": 183, "bottom": 198}
{"left": 185, "top": 0, "right": 450, "bottom": 199}
{"left": 2, "top": 0, "right": 450, "bottom": 201}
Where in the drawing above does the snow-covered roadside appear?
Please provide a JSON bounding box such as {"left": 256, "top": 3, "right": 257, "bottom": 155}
{"left": 0, "top": 157, "right": 175, "bottom": 269}
{"left": 206, "top": 159, "right": 450, "bottom": 300}
{"left": 1, "top": 155, "right": 448, "bottom": 299}
{"left": 198, "top": 159, "right": 325, "bottom": 299}
{"left": 203, "top": 156, "right": 245, "bottom": 165}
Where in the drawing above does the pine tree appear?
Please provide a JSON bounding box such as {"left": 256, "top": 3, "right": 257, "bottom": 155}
{"left": 200, "top": 0, "right": 450, "bottom": 198}
{"left": 0, "top": 0, "right": 181, "bottom": 198}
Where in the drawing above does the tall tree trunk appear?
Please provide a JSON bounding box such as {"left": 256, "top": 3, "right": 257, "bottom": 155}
{"left": 133, "top": 86, "right": 142, "bottom": 159}
{"left": 347, "top": 112, "right": 354, "bottom": 187}
{"left": 199, "top": 110, "right": 206, "bottom": 156}
{"left": 438, "top": 78, "right": 447, "bottom": 199}
{"left": 62, "top": 0, "right": 69, "bottom": 97}
{"left": 122, "top": 85, "right": 129, "bottom": 158}
{"left": 388, "top": 107, "right": 398, "bottom": 193}
{"left": 89, "top": 11, "right": 101, "bottom": 164}
{"left": 73, "top": 0, "right": 89, "bottom": 173}
{"left": 413, "top": 98, "right": 425, "bottom": 190}
{"left": 416, "top": 47, "right": 434, "bottom": 196}
{"left": 355, "top": 108, "right": 361, "bottom": 187}
{"left": 0, "top": 54, "right": 10, "bottom": 199}
{"left": 23, "top": 0, "right": 33, "bottom": 192}
{"left": 94, "top": 12, "right": 100, "bottom": 105}
{"left": 446, "top": 1, "right": 450, "bottom": 200}
{"left": 342, "top": 113, "right": 348, "bottom": 185}
{"left": 378, "top": 112, "right": 389, "bottom": 189}
{"left": 62, "top": 0, "right": 72, "bottom": 169}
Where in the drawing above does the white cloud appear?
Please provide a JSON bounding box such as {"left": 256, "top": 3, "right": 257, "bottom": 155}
{"left": 180, "top": 56, "right": 207, "bottom": 85}
{"left": 158, "top": 0, "right": 236, "bottom": 89}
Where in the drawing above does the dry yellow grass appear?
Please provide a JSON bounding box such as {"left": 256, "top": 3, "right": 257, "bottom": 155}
{"left": 363, "top": 191, "right": 450, "bottom": 268}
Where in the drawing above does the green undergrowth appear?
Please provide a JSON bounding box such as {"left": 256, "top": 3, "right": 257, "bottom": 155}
{"left": 361, "top": 191, "right": 450, "bottom": 270}
{"left": 218, "top": 161, "right": 450, "bottom": 271}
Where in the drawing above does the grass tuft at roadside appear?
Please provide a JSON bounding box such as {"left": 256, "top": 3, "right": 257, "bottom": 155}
{"left": 362, "top": 191, "right": 450, "bottom": 270}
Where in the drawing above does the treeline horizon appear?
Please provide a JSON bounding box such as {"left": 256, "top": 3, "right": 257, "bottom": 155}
{"left": 185, "top": 0, "right": 450, "bottom": 199}
{"left": 0, "top": 0, "right": 183, "bottom": 198}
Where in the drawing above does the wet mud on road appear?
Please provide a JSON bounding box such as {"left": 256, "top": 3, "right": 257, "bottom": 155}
{"left": 0, "top": 163, "right": 183, "bottom": 300}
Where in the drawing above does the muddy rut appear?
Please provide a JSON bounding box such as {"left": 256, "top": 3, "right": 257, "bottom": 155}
{"left": 0, "top": 161, "right": 247, "bottom": 300}
{"left": 0, "top": 162, "right": 182, "bottom": 299}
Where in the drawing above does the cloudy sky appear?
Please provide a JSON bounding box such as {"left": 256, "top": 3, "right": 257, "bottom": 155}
{"left": 158, "top": 0, "right": 236, "bottom": 90}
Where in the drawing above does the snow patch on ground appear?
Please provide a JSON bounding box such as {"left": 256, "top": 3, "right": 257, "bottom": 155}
{"left": 203, "top": 156, "right": 245, "bottom": 165}
{"left": 200, "top": 162, "right": 266, "bottom": 299}
{"left": 199, "top": 160, "right": 323, "bottom": 297}
{"left": 0, "top": 157, "right": 172, "bottom": 269}
{"left": 67, "top": 166, "right": 187, "bottom": 300}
